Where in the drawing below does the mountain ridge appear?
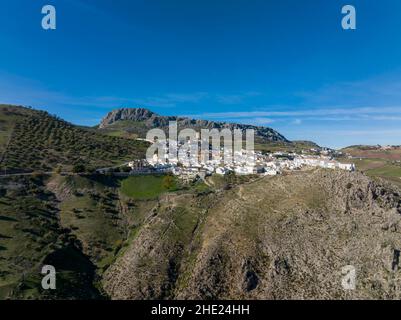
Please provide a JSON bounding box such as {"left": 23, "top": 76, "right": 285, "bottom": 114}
{"left": 99, "top": 107, "right": 289, "bottom": 143}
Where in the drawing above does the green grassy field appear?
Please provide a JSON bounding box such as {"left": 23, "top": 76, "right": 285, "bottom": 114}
{"left": 340, "top": 158, "right": 387, "bottom": 171}
{"left": 120, "top": 175, "right": 177, "bottom": 200}
{"left": 338, "top": 157, "right": 401, "bottom": 188}
{"left": 368, "top": 165, "right": 401, "bottom": 177}
{"left": 366, "top": 164, "right": 401, "bottom": 188}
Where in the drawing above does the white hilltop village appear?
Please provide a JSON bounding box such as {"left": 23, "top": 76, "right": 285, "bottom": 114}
{"left": 113, "top": 137, "right": 356, "bottom": 181}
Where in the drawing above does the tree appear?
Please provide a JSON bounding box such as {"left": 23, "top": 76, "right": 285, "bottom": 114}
{"left": 72, "top": 164, "right": 86, "bottom": 174}
{"left": 120, "top": 166, "right": 131, "bottom": 173}
{"left": 54, "top": 166, "right": 62, "bottom": 174}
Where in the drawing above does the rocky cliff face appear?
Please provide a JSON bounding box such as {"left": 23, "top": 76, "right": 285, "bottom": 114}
{"left": 99, "top": 108, "right": 156, "bottom": 127}
{"left": 99, "top": 108, "right": 289, "bottom": 142}
{"left": 103, "top": 170, "right": 401, "bottom": 300}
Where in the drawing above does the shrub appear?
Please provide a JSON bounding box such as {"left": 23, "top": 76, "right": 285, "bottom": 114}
{"left": 72, "top": 164, "right": 86, "bottom": 174}
{"left": 54, "top": 166, "right": 62, "bottom": 174}
{"left": 162, "top": 175, "right": 175, "bottom": 190}
{"left": 120, "top": 166, "right": 131, "bottom": 173}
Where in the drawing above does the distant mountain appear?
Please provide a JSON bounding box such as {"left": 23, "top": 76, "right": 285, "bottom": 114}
{"left": 342, "top": 145, "right": 401, "bottom": 161}
{"left": 99, "top": 108, "right": 289, "bottom": 143}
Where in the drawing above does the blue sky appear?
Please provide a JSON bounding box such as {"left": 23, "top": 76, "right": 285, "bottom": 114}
{"left": 1, "top": 0, "right": 401, "bottom": 148}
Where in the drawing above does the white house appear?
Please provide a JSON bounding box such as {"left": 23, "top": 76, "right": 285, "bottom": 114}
{"left": 264, "top": 168, "right": 278, "bottom": 176}
{"left": 216, "top": 167, "right": 229, "bottom": 175}
{"left": 338, "top": 163, "right": 356, "bottom": 171}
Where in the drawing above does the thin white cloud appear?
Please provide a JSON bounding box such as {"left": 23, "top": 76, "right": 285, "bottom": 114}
{"left": 297, "top": 71, "right": 401, "bottom": 107}
{"left": 292, "top": 119, "right": 302, "bottom": 125}
{"left": 0, "top": 72, "right": 265, "bottom": 111}
{"left": 135, "top": 92, "right": 209, "bottom": 107}
{"left": 329, "top": 129, "right": 401, "bottom": 137}
{"left": 0, "top": 71, "right": 211, "bottom": 109}
{"left": 216, "top": 92, "right": 262, "bottom": 105}
{"left": 249, "top": 117, "right": 275, "bottom": 125}
{"left": 189, "top": 106, "right": 401, "bottom": 119}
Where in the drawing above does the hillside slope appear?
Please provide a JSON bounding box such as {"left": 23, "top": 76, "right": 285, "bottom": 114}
{"left": 2, "top": 168, "right": 401, "bottom": 299}
{"left": 103, "top": 169, "right": 401, "bottom": 300}
{"left": 0, "top": 173, "right": 157, "bottom": 299}
{"left": 342, "top": 145, "right": 401, "bottom": 161}
{"left": 0, "top": 105, "right": 148, "bottom": 173}
{"left": 0, "top": 174, "right": 104, "bottom": 299}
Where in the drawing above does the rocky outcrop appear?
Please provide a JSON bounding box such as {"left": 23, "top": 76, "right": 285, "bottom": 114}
{"left": 103, "top": 170, "right": 401, "bottom": 300}
{"left": 99, "top": 108, "right": 289, "bottom": 142}
{"left": 99, "top": 108, "right": 156, "bottom": 127}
